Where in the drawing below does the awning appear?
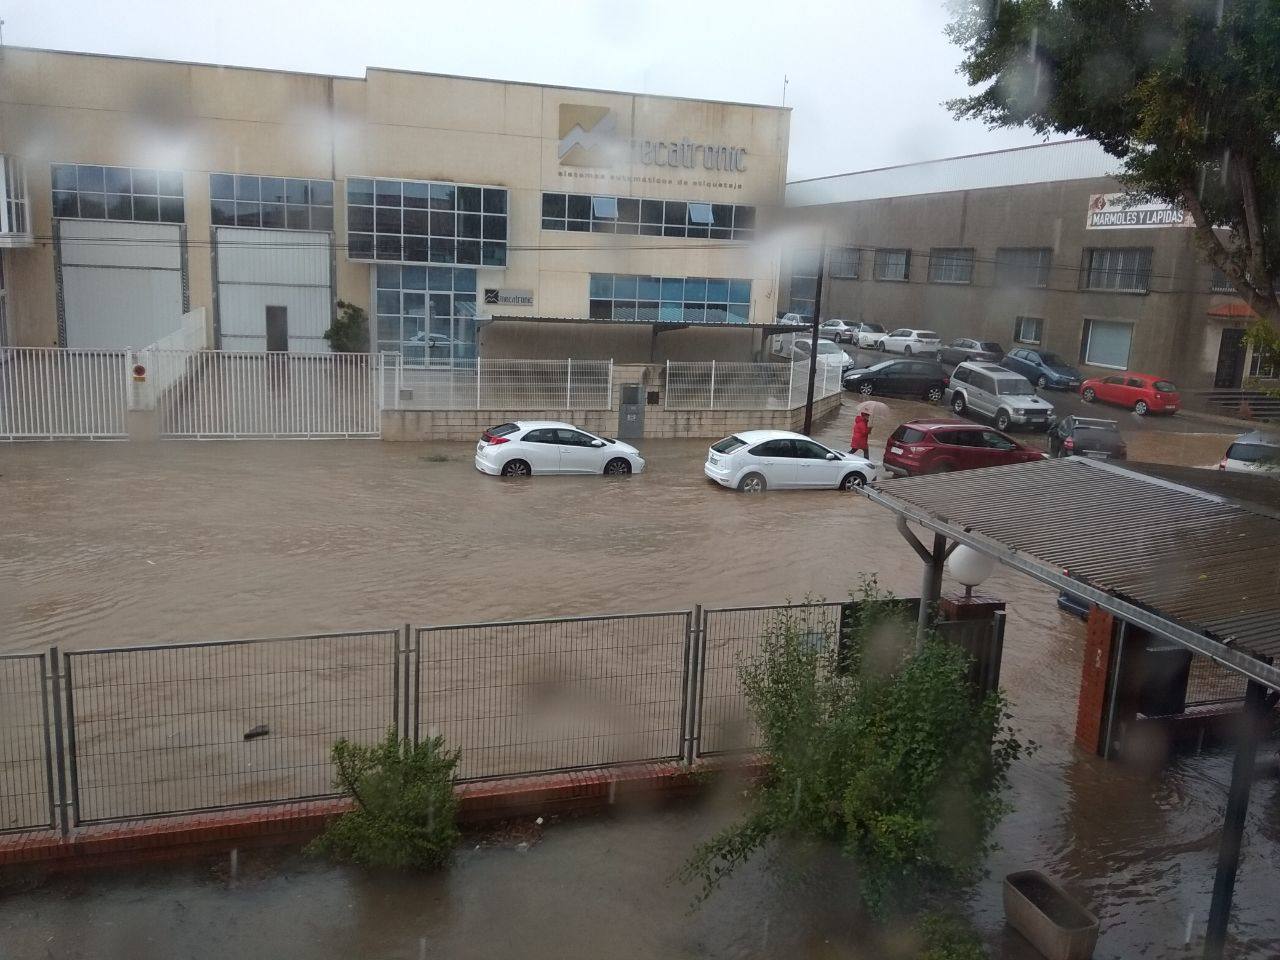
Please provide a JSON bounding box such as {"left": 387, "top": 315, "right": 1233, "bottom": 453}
{"left": 487, "top": 315, "right": 805, "bottom": 335}
{"left": 1207, "top": 301, "right": 1258, "bottom": 320}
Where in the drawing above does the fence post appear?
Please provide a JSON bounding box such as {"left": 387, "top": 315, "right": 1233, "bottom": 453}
{"left": 476, "top": 358, "right": 481, "bottom": 410}
{"left": 664, "top": 360, "right": 670, "bottom": 408}
{"left": 402, "top": 623, "right": 412, "bottom": 743}
{"left": 788, "top": 359, "right": 796, "bottom": 407}
{"left": 709, "top": 360, "right": 717, "bottom": 410}
{"left": 566, "top": 358, "right": 573, "bottom": 409}
{"left": 46, "top": 646, "right": 71, "bottom": 837}
{"left": 682, "top": 606, "right": 702, "bottom": 764}
{"left": 606, "top": 359, "right": 614, "bottom": 409}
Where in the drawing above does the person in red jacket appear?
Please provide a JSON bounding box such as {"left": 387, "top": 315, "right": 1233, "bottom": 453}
{"left": 850, "top": 410, "right": 871, "bottom": 457}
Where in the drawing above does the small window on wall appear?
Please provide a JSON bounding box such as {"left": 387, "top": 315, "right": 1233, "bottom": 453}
{"left": 1081, "top": 247, "right": 1153, "bottom": 293}
{"left": 873, "top": 248, "right": 910, "bottom": 281}
{"left": 1013, "top": 316, "right": 1043, "bottom": 345}
{"left": 829, "top": 247, "right": 859, "bottom": 279}
{"left": 927, "top": 248, "right": 974, "bottom": 284}
{"left": 1210, "top": 267, "right": 1238, "bottom": 294}
{"left": 1081, "top": 319, "right": 1133, "bottom": 369}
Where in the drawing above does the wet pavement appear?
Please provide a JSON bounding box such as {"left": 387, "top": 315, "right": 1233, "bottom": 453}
{"left": 0, "top": 397, "right": 1273, "bottom": 959}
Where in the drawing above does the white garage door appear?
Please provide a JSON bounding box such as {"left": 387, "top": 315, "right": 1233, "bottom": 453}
{"left": 58, "top": 220, "right": 185, "bottom": 348}
{"left": 215, "top": 227, "right": 332, "bottom": 352}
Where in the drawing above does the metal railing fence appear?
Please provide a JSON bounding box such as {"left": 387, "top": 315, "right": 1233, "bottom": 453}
{"left": 0, "top": 654, "right": 56, "bottom": 833}
{"left": 1185, "top": 656, "right": 1250, "bottom": 708}
{"left": 664, "top": 360, "right": 842, "bottom": 411}
{"left": 62, "top": 631, "right": 399, "bottom": 824}
{"left": 414, "top": 612, "right": 691, "bottom": 781}
{"left": 0, "top": 347, "right": 128, "bottom": 440}
{"left": 385, "top": 357, "right": 613, "bottom": 411}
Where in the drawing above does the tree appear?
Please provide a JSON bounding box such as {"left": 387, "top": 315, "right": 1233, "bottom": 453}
{"left": 324, "top": 300, "right": 370, "bottom": 354}
{"left": 947, "top": 0, "right": 1280, "bottom": 328}
{"left": 677, "top": 583, "right": 1022, "bottom": 919}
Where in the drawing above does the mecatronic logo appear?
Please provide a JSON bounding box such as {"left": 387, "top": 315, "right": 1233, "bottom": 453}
{"left": 558, "top": 105, "right": 619, "bottom": 167}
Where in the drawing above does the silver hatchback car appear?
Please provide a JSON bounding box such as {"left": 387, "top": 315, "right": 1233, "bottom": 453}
{"left": 944, "top": 361, "right": 1056, "bottom": 432}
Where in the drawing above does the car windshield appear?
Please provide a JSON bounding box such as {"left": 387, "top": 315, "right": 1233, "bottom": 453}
{"left": 1076, "top": 421, "right": 1119, "bottom": 433}
{"left": 892, "top": 426, "right": 927, "bottom": 443}
{"left": 1040, "top": 353, "right": 1068, "bottom": 367}
{"left": 711, "top": 436, "right": 746, "bottom": 454}
{"left": 1154, "top": 380, "right": 1178, "bottom": 392}
{"left": 917, "top": 331, "right": 940, "bottom": 339}
{"left": 996, "top": 379, "right": 1036, "bottom": 396}
{"left": 863, "top": 361, "right": 897, "bottom": 372}
{"left": 863, "top": 323, "right": 884, "bottom": 333}
{"left": 980, "top": 342, "right": 1003, "bottom": 352}
{"left": 816, "top": 342, "right": 844, "bottom": 354}
{"left": 485, "top": 423, "right": 519, "bottom": 437}
{"left": 1226, "top": 442, "right": 1280, "bottom": 464}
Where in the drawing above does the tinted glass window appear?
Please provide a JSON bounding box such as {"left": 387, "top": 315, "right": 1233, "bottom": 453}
{"left": 982, "top": 431, "right": 1019, "bottom": 450}
{"left": 1126, "top": 378, "right": 1145, "bottom": 388}
{"left": 1104, "top": 376, "right": 1125, "bottom": 385}
{"left": 892, "top": 427, "right": 926, "bottom": 444}
{"left": 864, "top": 323, "right": 885, "bottom": 333}
{"left": 556, "top": 429, "right": 596, "bottom": 446}
{"left": 712, "top": 436, "right": 746, "bottom": 454}
{"left": 522, "top": 429, "right": 556, "bottom": 443}
{"left": 939, "top": 430, "right": 983, "bottom": 447}
{"left": 997, "top": 378, "right": 1036, "bottom": 396}
{"left": 1225, "top": 442, "right": 1279, "bottom": 463}
{"left": 980, "top": 342, "right": 1003, "bottom": 353}
{"left": 1040, "top": 353, "right": 1067, "bottom": 366}
{"left": 487, "top": 423, "right": 519, "bottom": 437}
{"left": 752, "top": 439, "right": 795, "bottom": 457}
{"left": 917, "top": 331, "right": 940, "bottom": 340}
{"left": 952, "top": 366, "right": 971, "bottom": 383}
{"left": 793, "top": 439, "right": 831, "bottom": 459}
{"left": 972, "top": 374, "right": 995, "bottom": 393}
{"left": 1154, "top": 380, "right": 1177, "bottom": 392}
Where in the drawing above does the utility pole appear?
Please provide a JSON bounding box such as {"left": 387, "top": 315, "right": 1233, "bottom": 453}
{"left": 802, "top": 240, "right": 826, "bottom": 434}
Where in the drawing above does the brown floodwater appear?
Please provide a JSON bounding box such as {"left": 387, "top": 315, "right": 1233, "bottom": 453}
{"left": 1, "top": 399, "right": 1272, "bottom": 959}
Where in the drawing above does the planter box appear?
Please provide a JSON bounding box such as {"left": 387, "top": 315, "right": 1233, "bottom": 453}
{"left": 1004, "top": 870, "right": 1100, "bottom": 960}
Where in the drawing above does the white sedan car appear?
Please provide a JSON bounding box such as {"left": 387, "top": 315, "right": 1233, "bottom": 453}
{"left": 476, "top": 421, "right": 645, "bottom": 477}
{"left": 856, "top": 322, "right": 887, "bottom": 349}
{"left": 877, "top": 328, "right": 943, "bottom": 356}
{"left": 790, "top": 339, "right": 853, "bottom": 366}
{"left": 703, "top": 430, "right": 876, "bottom": 493}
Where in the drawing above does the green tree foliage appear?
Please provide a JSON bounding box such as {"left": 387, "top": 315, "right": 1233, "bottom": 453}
{"left": 916, "top": 910, "right": 990, "bottom": 960}
{"left": 307, "top": 730, "right": 461, "bottom": 869}
{"left": 947, "top": 0, "right": 1280, "bottom": 327}
{"left": 323, "top": 300, "right": 370, "bottom": 354}
{"left": 678, "top": 581, "right": 1022, "bottom": 918}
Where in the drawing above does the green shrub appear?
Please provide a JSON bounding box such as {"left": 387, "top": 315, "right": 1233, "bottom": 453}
{"left": 323, "top": 300, "right": 370, "bottom": 354}
{"left": 678, "top": 579, "right": 1022, "bottom": 918}
{"left": 916, "top": 910, "right": 989, "bottom": 960}
{"left": 308, "top": 730, "right": 460, "bottom": 869}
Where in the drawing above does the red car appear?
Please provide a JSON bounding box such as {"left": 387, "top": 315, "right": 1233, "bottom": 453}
{"left": 882, "top": 419, "right": 1048, "bottom": 476}
{"left": 1080, "top": 373, "right": 1180, "bottom": 416}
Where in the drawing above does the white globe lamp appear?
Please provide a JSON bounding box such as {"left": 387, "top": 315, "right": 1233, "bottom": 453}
{"left": 947, "top": 545, "right": 996, "bottom": 599}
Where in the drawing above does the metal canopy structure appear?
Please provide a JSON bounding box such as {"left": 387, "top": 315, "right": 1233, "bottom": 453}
{"left": 486, "top": 314, "right": 805, "bottom": 335}
{"left": 859, "top": 456, "right": 1280, "bottom": 960}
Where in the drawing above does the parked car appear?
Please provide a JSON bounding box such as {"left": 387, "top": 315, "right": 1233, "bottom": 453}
{"left": 882, "top": 419, "right": 1048, "bottom": 476}
{"left": 1080, "top": 373, "right": 1180, "bottom": 415}
{"left": 791, "top": 338, "right": 852, "bottom": 366}
{"left": 855, "top": 322, "right": 887, "bottom": 349}
{"left": 841, "top": 358, "right": 950, "bottom": 402}
{"left": 475, "top": 421, "right": 645, "bottom": 477}
{"left": 1218, "top": 430, "right": 1280, "bottom": 476}
{"left": 818, "top": 319, "right": 859, "bottom": 343}
{"left": 1001, "top": 347, "right": 1083, "bottom": 391}
{"left": 939, "top": 338, "right": 1005, "bottom": 366}
{"left": 1047, "top": 416, "right": 1127, "bottom": 460}
{"left": 945, "top": 361, "right": 1057, "bottom": 432}
{"left": 703, "top": 430, "right": 876, "bottom": 493}
{"left": 778, "top": 312, "right": 809, "bottom": 326}
{"left": 877, "top": 328, "right": 943, "bottom": 356}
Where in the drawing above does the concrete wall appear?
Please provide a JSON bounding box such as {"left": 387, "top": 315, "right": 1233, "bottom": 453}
{"left": 781, "top": 178, "right": 1248, "bottom": 392}
{"left": 0, "top": 47, "right": 790, "bottom": 352}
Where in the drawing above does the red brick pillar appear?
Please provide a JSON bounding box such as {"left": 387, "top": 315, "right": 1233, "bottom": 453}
{"left": 1076, "top": 607, "right": 1116, "bottom": 754}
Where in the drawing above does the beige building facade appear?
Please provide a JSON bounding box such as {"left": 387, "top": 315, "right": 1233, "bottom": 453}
{"left": 0, "top": 47, "right": 789, "bottom": 360}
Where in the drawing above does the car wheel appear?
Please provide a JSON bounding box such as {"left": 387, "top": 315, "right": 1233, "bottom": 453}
{"left": 995, "top": 409, "right": 1012, "bottom": 432}
{"left": 738, "top": 472, "right": 767, "bottom": 494}
{"left": 858, "top": 382, "right": 875, "bottom": 396}
{"left": 878, "top": 340, "right": 887, "bottom": 351}
{"left": 925, "top": 384, "right": 944, "bottom": 403}
{"left": 1134, "top": 400, "right": 1149, "bottom": 416}
{"left": 603, "top": 457, "right": 632, "bottom": 476}
{"left": 951, "top": 394, "right": 967, "bottom": 415}
{"left": 501, "top": 459, "right": 531, "bottom": 477}
{"left": 1082, "top": 387, "right": 1096, "bottom": 403}
{"left": 1036, "top": 375, "right": 1049, "bottom": 389}
{"left": 839, "top": 472, "right": 867, "bottom": 490}
{"left": 903, "top": 346, "right": 912, "bottom": 356}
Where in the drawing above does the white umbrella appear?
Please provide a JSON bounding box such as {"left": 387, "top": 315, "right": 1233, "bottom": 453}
{"left": 856, "top": 400, "right": 890, "bottom": 421}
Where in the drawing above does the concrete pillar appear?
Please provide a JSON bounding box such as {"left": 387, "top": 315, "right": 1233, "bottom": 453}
{"left": 1075, "top": 607, "right": 1116, "bottom": 754}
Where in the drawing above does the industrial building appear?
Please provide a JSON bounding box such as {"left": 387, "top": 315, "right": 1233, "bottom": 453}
{"left": 780, "top": 140, "right": 1273, "bottom": 394}
{"left": 0, "top": 46, "right": 790, "bottom": 362}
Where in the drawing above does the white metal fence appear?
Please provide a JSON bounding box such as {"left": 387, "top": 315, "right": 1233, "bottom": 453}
{"left": 149, "top": 350, "right": 381, "bottom": 439}
{"left": 384, "top": 356, "right": 613, "bottom": 411}
{"left": 665, "top": 360, "right": 842, "bottom": 410}
{"left": 0, "top": 348, "right": 128, "bottom": 440}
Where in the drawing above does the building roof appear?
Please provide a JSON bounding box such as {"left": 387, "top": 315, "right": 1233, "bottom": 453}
{"left": 786, "top": 139, "right": 1122, "bottom": 207}
{"left": 488, "top": 315, "right": 800, "bottom": 334}
{"left": 864, "top": 457, "right": 1280, "bottom": 691}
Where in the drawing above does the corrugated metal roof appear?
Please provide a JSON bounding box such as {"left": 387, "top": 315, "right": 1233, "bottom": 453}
{"left": 870, "top": 458, "right": 1280, "bottom": 662}
{"left": 786, "top": 139, "right": 1122, "bottom": 207}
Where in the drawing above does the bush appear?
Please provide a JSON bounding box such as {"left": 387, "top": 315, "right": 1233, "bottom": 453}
{"left": 323, "top": 300, "right": 370, "bottom": 354}
{"left": 678, "top": 579, "right": 1022, "bottom": 918}
{"left": 307, "top": 730, "right": 460, "bottom": 869}
{"left": 916, "top": 911, "right": 989, "bottom": 960}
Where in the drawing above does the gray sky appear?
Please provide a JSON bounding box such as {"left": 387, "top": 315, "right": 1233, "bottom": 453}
{"left": 0, "top": 0, "right": 1058, "bottom": 181}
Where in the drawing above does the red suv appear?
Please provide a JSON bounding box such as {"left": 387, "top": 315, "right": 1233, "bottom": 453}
{"left": 883, "top": 419, "right": 1048, "bottom": 476}
{"left": 1080, "top": 373, "right": 1180, "bottom": 416}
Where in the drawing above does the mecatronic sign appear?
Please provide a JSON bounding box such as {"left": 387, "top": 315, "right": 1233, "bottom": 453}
{"left": 1086, "top": 193, "right": 1194, "bottom": 230}
{"left": 558, "top": 104, "right": 747, "bottom": 173}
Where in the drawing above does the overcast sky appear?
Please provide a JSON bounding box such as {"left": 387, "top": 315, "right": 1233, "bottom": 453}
{"left": 0, "top": 0, "right": 1059, "bottom": 181}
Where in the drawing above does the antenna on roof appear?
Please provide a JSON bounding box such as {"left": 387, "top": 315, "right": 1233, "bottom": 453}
{"left": 781, "top": 75, "right": 788, "bottom": 108}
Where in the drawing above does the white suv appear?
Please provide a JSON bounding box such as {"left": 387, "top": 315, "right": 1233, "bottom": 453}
{"left": 944, "top": 361, "right": 1056, "bottom": 432}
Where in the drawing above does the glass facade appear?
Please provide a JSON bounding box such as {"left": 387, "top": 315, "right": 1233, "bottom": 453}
{"left": 348, "top": 178, "right": 508, "bottom": 267}
{"left": 541, "top": 192, "right": 755, "bottom": 239}
{"left": 210, "top": 174, "right": 334, "bottom": 231}
{"left": 52, "top": 163, "right": 185, "bottom": 223}
{"left": 375, "top": 264, "right": 478, "bottom": 365}
{"left": 588, "top": 274, "right": 751, "bottom": 323}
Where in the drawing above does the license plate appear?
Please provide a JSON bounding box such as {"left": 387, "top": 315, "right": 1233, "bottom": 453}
{"left": 1083, "top": 450, "right": 1108, "bottom": 459}
{"left": 708, "top": 455, "right": 719, "bottom": 465}
{"left": 890, "top": 446, "right": 904, "bottom": 455}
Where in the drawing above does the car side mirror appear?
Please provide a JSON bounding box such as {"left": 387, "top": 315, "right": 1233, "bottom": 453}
{"left": 590, "top": 439, "right": 605, "bottom": 448}
{"left": 825, "top": 452, "right": 838, "bottom": 460}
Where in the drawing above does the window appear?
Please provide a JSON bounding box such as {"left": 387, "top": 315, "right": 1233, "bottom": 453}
{"left": 589, "top": 273, "right": 751, "bottom": 324}
{"left": 1210, "top": 267, "right": 1238, "bottom": 294}
{"left": 210, "top": 174, "right": 333, "bottom": 231}
{"left": 1014, "top": 316, "right": 1044, "bottom": 345}
{"left": 1081, "top": 319, "right": 1134, "bottom": 369}
{"left": 786, "top": 247, "right": 821, "bottom": 317}
{"left": 1082, "top": 247, "right": 1153, "bottom": 292}
{"left": 349, "top": 177, "right": 507, "bottom": 266}
{"left": 712, "top": 436, "right": 746, "bottom": 454}
{"left": 1226, "top": 441, "right": 1280, "bottom": 463}
{"left": 874, "top": 248, "right": 910, "bottom": 281}
{"left": 1248, "top": 349, "right": 1279, "bottom": 379}
{"left": 1, "top": 156, "right": 29, "bottom": 237}
{"left": 556, "top": 429, "right": 597, "bottom": 446}
{"left": 793, "top": 439, "right": 832, "bottom": 459}
{"left": 951, "top": 366, "right": 971, "bottom": 384}
{"left": 891, "top": 426, "right": 928, "bottom": 444}
{"left": 523, "top": 429, "right": 558, "bottom": 444}
{"left": 928, "top": 248, "right": 974, "bottom": 284}
{"left": 829, "top": 247, "right": 859, "bottom": 279}
{"left": 539, "top": 191, "right": 755, "bottom": 240}
{"left": 752, "top": 439, "right": 796, "bottom": 457}
{"left": 995, "top": 247, "right": 1052, "bottom": 287}
{"left": 374, "top": 263, "right": 478, "bottom": 364}
{"left": 51, "top": 162, "right": 185, "bottom": 223}
{"left": 996, "top": 378, "right": 1036, "bottom": 396}
{"left": 981, "top": 431, "right": 1018, "bottom": 451}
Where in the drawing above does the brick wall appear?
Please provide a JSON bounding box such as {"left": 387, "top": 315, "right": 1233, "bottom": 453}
{"left": 1075, "top": 606, "right": 1116, "bottom": 754}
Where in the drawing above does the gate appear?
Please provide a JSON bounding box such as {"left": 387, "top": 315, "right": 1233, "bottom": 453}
{"left": 0, "top": 654, "right": 57, "bottom": 833}
{"left": 0, "top": 348, "right": 128, "bottom": 440}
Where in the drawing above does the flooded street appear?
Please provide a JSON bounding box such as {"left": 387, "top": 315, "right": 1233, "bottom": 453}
{"left": 1, "top": 398, "right": 1273, "bottom": 959}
